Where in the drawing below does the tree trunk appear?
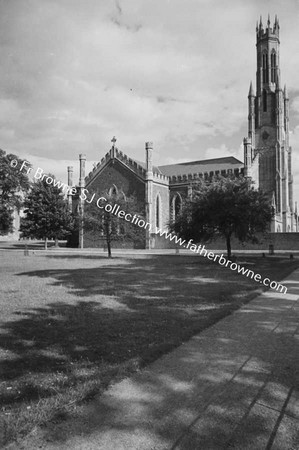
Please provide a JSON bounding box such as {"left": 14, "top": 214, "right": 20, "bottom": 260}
{"left": 44, "top": 237, "right": 48, "bottom": 250}
{"left": 107, "top": 239, "right": 112, "bottom": 258}
{"left": 226, "top": 234, "right": 231, "bottom": 259}
{"left": 105, "top": 220, "right": 112, "bottom": 258}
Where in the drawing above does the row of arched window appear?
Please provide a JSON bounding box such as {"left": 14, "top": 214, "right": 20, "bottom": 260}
{"left": 262, "top": 51, "right": 277, "bottom": 84}
{"left": 105, "top": 186, "right": 183, "bottom": 230}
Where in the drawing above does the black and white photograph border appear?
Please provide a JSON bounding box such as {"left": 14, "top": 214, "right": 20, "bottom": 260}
{"left": 1, "top": 1, "right": 299, "bottom": 449}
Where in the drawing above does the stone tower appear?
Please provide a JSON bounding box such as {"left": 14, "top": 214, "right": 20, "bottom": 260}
{"left": 244, "top": 15, "right": 294, "bottom": 232}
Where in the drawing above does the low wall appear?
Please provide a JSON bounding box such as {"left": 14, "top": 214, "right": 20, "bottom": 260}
{"left": 268, "top": 233, "right": 299, "bottom": 250}
{"left": 206, "top": 233, "right": 299, "bottom": 251}
{"left": 71, "top": 230, "right": 299, "bottom": 251}
{"left": 83, "top": 234, "right": 145, "bottom": 249}
{"left": 152, "top": 232, "right": 299, "bottom": 252}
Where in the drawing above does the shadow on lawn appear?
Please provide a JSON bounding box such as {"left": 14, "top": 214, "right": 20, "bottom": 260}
{"left": 9, "top": 285, "right": 299, "bottom": 448}
{"left": 1, "top": 256, "right": 299, "bottom": 447}
{"left": 1, "top": 257, "right": 238, "bottom": 382}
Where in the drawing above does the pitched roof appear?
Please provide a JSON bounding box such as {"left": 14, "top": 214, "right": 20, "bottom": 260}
{"left": 158, "top": 156, "right": 243, "bottom": 177}
{"left": 134, "top": 159, "right": 162, "bottom": 175}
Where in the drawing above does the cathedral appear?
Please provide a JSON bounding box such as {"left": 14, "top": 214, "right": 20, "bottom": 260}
{"left": 69, "top": 16, "right": 295, "bottom": 249}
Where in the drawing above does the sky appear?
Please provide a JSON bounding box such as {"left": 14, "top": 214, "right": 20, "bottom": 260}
{"left": 1, "top": 0, "right": 299, "bottom": 199}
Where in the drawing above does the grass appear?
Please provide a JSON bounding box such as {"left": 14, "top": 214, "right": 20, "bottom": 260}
{"left": 0, "top": 249, "right": 298, "bottom": 446}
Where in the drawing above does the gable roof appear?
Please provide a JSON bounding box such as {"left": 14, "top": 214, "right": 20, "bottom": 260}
{"left": 85, "top": 147, "right": 169, "bottom": 187}
{"left": 158, "top": 156, "right": 243, "bottom": 177}
{"left": 85, "top": 148, "right": 147, "bottom": 187}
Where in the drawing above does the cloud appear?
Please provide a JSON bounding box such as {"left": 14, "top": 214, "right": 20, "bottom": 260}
{"left": 291, "top": 96, "right": 299, "bottom": 116}
{"left": 204, "top": 144, "right": 243, "bottom": 162}
{"left": 0, "top": 0, "right": 298, "bottom": 197}
{"left": 17, "top": 152, "right": 94, "bottom": 188}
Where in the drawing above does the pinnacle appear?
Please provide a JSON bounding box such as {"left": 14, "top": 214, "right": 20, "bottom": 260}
{"left": 248, "top": 81, "right": 254, "bottom": 97}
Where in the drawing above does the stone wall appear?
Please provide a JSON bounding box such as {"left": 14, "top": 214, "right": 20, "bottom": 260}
{"left": 84, "top": 234, "right": 145, "bottom": 249}
{"left": 86, "top": 159, "right": 145, "bottom": 203}
{"left": 189, "top": 233, "right": 299, "bottom": 252}
{"left": 151, "top": 232, "right": 299, "bottom": 252}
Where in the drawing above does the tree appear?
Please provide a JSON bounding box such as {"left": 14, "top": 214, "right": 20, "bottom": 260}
{"left": 83, "top": 190, "right": 145, "bottom": 257}
{"left": 171, "top": 176, "right": 274, "bottom": 258}
{"left": 20, "top": 176, "right": 75, "bottom": 249}
{"left": 0, "top": 149, "right": 31, "bottom": 234}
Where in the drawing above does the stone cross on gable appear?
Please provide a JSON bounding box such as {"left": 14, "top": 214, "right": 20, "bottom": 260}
{"left": 111, "top": 136, "right": 117, "bottom": 147}
{"left": 110, "top": 136, "right": 117, "bottom": 161}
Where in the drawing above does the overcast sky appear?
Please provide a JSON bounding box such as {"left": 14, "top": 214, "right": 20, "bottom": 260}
{"left": 1, "top": 0, "right": 299, "bottom": 200}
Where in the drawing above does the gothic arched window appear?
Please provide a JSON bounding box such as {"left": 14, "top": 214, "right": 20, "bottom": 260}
{"left": 108, "top": 185, "right": 120, "bottom": 234}
{"left": 271, "top": 52, "right": 276, "bottom": 83}
{"left": 262, "top": 52, "right": 268, "bottom": 84}
{"left": 172, "top": 194, "right": 182, "bottom": 222}
{"left": 108, "top": 185, "right": 118, "bottom": 196}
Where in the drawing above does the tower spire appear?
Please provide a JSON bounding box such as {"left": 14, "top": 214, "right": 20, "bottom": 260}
{"left": 259, "top": 15, "right": 263, "bottom": 30}
{"left": 248, "top": 81, "right": 254, "bottom": 97}
{"left": 273, "top": 14, "right": 280, "bottom": 36}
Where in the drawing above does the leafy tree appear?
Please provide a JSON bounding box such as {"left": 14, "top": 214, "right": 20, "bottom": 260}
{"left": 0, "top": 149, "right": 31, "bottom": 234}
{"left": 83, "top": 190, "right": 145, "bottom": 257}
{"left": 171, "top": 176, "right": 274, "bottom": 258}
{"left": 20, "top": 176, "right": 75, "bottom": 249}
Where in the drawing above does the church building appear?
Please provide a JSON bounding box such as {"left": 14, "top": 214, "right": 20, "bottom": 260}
{"left": 69, "top": 16, "right": 295, "bottom": 249}
{"left": 69, "top": 142, "right": 244, "bottom": 248}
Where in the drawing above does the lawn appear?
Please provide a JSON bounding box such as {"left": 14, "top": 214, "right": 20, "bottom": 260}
{"left": 0, "top": 249, "right": 298, "bottom": 446}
